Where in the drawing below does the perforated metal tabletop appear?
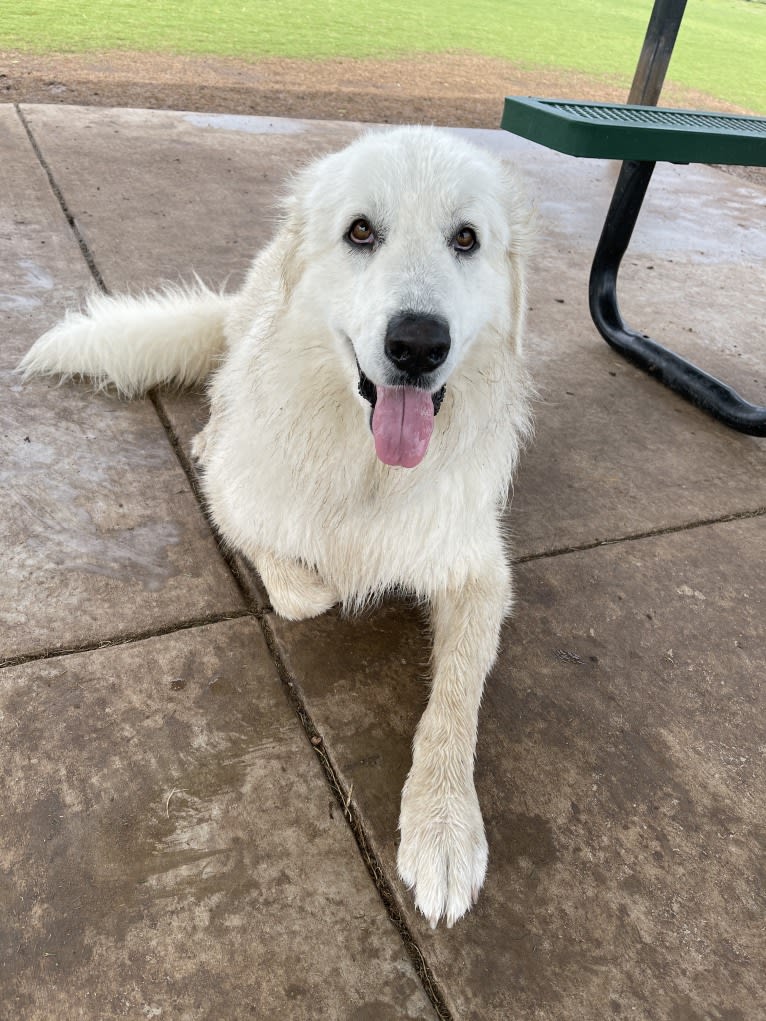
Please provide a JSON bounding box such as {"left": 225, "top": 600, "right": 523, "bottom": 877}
{"left": 502, "top": 97, "right": 766, "bottom": 165}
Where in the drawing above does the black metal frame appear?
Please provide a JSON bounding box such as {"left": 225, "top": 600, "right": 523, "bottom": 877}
{"left": 627, "top": 0, "right": 687, "bottom": 107}
{"left": 588, "top": 158, "right": 766, "bottom": 436}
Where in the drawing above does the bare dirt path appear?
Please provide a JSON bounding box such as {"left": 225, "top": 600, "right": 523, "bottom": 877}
{"left": 0, "top": 49, "right": 750, "bottom": 128}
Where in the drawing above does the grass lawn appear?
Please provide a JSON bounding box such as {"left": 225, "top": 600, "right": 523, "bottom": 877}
{"left": 3, "top": 0, "right": 765, "bottom": 113}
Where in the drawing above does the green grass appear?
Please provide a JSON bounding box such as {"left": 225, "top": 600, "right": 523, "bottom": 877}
{"left": 3, "top": 0, "right": 765, "bottom": 112}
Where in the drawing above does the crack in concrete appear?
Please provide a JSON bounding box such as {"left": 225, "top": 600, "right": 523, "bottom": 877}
{"left": 513, "top": 504, "right": 766, "bottom": 565}
{"left": 257, "top": 611, "right": 454, "bottom": 1020}
{"left": 15, "top": 104, "right": 110, "bottom": 295}
{"left": 0, "top": 610, "right": 253, "bottom": 671}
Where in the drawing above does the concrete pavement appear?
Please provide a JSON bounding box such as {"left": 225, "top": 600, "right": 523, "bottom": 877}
{"left": 1, "top": 103, "right": 764, "bottom": 1019}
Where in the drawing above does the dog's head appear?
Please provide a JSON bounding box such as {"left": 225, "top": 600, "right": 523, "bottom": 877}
{"left": 282, "top": 126, "right": 531, "bottom": 468}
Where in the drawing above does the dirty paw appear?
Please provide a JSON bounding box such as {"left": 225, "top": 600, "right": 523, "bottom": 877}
{"left": 397, "top": 783, "right": 488, "bottom": 928}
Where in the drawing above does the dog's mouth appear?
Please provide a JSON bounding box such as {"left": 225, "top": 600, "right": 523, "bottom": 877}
{"left": 357, "top": 365, "right": 446, "bottom": 469}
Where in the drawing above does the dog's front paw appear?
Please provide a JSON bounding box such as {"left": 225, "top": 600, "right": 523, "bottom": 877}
{"left": 267, "top": 577, "right": 338, "bottom": 621}
{"left": 397, "top": 775, "right": 488, "bottom": 929}
{"left": 258, "top": 554, "right": 339, "bottom": 621}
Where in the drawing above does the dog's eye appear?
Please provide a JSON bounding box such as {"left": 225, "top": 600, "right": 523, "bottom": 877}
{"left": 348, "top": 219, "right": 375, "bottom": 246}
{"left": 452, "top": 226, "right": 478, "bottom": 253}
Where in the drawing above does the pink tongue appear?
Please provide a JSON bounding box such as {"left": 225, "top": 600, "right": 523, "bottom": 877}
{"left": 372, "top": 386, "right": 435, "bottom": 468}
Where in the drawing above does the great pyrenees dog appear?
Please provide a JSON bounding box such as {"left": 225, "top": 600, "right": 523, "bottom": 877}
{"left": 20, "top": 125, "right": 533, "bottom": 927}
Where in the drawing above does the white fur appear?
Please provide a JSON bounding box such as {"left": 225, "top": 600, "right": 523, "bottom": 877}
{"left": 19, "top": 126, "right": 534, "bottom": 928}
{"left": 20, "top": 282, "right": 230, "bottom": 396}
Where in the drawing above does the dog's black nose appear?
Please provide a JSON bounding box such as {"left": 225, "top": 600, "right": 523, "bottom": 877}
{"left": 384, "top": 313, "right": 451, "bottom": 379}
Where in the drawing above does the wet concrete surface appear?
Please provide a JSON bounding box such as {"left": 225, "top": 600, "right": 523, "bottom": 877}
{"left": 1, "top": 377, "right": 246, "bottom": 660}
{"left": 0, "top": 108, "right": 244, "bottom": 661}
{"left": 2, "top": 104, "right": 765, "bottom": 1018}
{"left": 272, "top": 517, "right": 766, "bottom": 1018}
{"left": 1, "top": 619, "right": 435, "bottom": 1019}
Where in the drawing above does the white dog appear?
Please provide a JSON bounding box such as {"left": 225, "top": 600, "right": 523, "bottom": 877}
{"left": 20, "top": 125, "right": 533, "bottom": 927}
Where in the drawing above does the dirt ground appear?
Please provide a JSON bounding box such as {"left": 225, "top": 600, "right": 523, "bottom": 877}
{"left": 1, "top": 49, "right": 755, "bottom": 126}
{"left": 2, "top": 49, "right": 763, "bottom": 184}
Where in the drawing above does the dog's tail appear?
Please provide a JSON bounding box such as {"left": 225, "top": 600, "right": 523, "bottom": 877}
{"left": 18, "top": 282, "right": 231, "bottom": 397}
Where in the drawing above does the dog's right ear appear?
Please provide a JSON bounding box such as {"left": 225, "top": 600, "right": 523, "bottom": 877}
{"left": 276, "top": 148, "right": 347, "bottom": 298}
{"left": 276, "top": 189, "right": 308, "bottom": 300}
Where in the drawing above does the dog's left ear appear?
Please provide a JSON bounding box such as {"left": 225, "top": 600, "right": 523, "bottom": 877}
{"left": 500, "top": 167, "right": 535, "bottom": 356}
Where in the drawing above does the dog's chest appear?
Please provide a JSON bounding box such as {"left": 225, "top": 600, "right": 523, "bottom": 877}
{"left": 204, "top": 408, "right": 499, "bottom": 596}
{"left": 203, "top": 343, "right": 522, "bottom": 596}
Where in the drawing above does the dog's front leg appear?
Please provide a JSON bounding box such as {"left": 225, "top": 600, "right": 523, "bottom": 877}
{"left": 397, "top": 559, "right": 511, "bottom": 928}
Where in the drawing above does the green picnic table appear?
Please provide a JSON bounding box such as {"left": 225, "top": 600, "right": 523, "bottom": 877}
{"left": 501, "top": 0, "right": 766, "bottom": 436}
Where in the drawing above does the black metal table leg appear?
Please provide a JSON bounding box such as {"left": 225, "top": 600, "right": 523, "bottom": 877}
{"left": 589, "top": 159, "right": 766, "bottom": 436}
